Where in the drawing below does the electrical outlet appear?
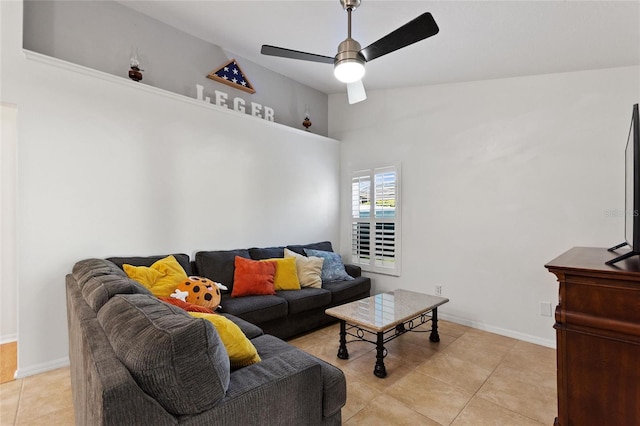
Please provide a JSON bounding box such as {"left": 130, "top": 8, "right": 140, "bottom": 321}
{"left": 539, "top": 301, "right": 553, "bottom": 317}
{"left": 435, "top": 285, "right": 442, "bottom": 296}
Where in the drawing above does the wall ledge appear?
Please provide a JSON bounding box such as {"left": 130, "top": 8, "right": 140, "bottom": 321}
{"left": 23, "top": 49, "right": 338, "bottom": 144}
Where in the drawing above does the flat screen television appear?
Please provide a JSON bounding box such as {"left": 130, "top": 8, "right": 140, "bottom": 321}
{"left": 607, "top": 103, "right": 640, "bottom": 265}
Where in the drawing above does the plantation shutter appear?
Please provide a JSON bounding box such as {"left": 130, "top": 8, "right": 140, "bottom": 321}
{"left": 351, "top": 165, "right": 401, "bottom": 275}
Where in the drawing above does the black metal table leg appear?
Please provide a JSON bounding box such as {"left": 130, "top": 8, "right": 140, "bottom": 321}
{"left": 374, "top": 331, "right": 387, "bottom": 378}
{"left": 395, "top": 323, "right": 407, "bottom": 334}
{"left": 429, "top": 307, "right": 440, "bottom": 342}
{"left": 337, "top": 320, "right": 349, "bottom": 359}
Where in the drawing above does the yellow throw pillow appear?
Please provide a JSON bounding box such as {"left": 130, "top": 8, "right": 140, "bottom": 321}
{"left": 260, "top": 257, "right": 301, "bottom": 291}
{"left": 189, "top": 312, "right": 261, "bottom": 368}
{"left": 123, "top": 255, "right": 188, "bottom": 298}
{"left": 284, "top": 248, "right": 323, "bottom": 289}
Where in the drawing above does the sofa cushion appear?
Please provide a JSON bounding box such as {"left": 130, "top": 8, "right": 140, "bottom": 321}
{"left": 195, "top": 249, "right": 251, "bottom": 293}
{"left": 220, "top": 294, "right": 287, "bottom": 324}
{"left": 107, "top": 253, "right": 193, "bottom": 276}
{"left": 249, "top": 333, "right": 299, "bottom": 359}
{"left": 286, "top": 241, "right": 334, "bottom": 256}
{"left": 276, "top": 288, "right": 331, "bottom": 315}
{"left": 250, "top": 334, "right": 346, "bottom": 417}
{"left": 72, "top": 259, "right": 126, "bottom": 287}
{"left": 324, "top": 276, "right": 372, "bottom": 305}
{"left": 220, "top": 313, "right": 264, "bottom": 339}
{"left": 97, "top": 294, "right": 230, "bottom": 416}
{"left": 82, "top": 274, "right": 151, "bottom": 312}
{"left": 249, "top": 246, "right": 285, "bottom": 260}
{"left": 212, "top": 335, "right": 329, "bottom": 424}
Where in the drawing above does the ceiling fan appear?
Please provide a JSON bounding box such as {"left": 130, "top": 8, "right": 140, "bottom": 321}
{"left": 261, "top": 0, "right": 439, "bottom": 104}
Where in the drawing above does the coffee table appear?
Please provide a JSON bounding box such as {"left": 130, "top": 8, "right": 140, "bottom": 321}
{"left": 325, "top": 289, "right": 449, "bottom": 378}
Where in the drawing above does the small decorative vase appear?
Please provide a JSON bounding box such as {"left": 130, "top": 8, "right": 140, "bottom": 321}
{"left": 129, "top": 66, "right": 143, "bottom": 82}
{"left": 303, "top": 116, "right": 312, "bottom": 130}
{"left": 302, "top": 104, "right": 312, "bottom": 131}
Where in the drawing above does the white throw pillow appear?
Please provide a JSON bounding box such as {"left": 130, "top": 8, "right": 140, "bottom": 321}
{"left": 284, "top": 248, "right": 324, "bottom": 288}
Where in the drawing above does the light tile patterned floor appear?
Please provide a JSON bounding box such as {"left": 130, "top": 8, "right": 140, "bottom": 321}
{"left": 0, "top": 320, "right": 557, "bottom": 425}
{"left": 289, "top": 320, "right": 557, "bottom": 425}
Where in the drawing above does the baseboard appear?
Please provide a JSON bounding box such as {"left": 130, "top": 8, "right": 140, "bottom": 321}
{"left": 0, "top": 334, "right": 17, "bottom": 345}
{"left": 439, "top": 312, "right": 556, "bottom": 349}
{"left": 14, "top": 357, "right": 70, "bottom": 379}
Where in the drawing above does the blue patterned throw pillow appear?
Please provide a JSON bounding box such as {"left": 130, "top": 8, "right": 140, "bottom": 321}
{"left": 303, "top": 249, "right": 354, "bottom": 283}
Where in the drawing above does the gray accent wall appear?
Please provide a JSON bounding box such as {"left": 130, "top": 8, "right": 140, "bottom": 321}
{"left": 23, "top": 0, "right": 328, "bottom": 136}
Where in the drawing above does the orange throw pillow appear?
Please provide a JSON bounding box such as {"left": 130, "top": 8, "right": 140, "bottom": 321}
{"left": 231, "top": 256, "right": 277, "bottom": 297}
{"left": 158, "top": 297, "right": 214, "bottom": 314}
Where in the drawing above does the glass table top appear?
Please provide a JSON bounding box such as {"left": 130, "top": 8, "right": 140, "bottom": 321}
{"left": 325, "top": 289, "right": 449, "bottom": 332}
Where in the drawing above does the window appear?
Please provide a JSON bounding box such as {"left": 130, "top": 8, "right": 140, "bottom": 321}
{"left": 351, "top": 165, "right": 401, "bottom": 276}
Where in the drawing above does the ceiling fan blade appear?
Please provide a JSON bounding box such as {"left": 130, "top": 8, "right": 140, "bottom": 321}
{"left": 360, "top": 12, "right": 439, "bottom": 62}
{"left": 261, "top": 45, "right": 335, "bottom": 64}
{"left": 347, "top": 80, "right": 367, "bottom": 104}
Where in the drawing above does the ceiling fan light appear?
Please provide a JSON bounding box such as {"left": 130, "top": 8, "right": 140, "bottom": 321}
{"left": 334, "top": 59, "right": 365, "bottom": 83}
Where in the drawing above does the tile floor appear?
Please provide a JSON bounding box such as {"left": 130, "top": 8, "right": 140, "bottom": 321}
{"left": 0, "top": 320, "right": 557, "bottom": 425}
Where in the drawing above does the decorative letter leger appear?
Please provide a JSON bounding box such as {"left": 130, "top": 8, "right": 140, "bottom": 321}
{"left": 196, "top": 85, "right": 275, "bottom": 123}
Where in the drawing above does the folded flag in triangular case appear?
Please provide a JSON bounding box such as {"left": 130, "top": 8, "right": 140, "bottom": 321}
{"left": 207, "top": 59, "right": 256, "bottom": 94}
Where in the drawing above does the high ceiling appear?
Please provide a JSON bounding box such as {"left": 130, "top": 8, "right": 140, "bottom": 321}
{"left": 120, "top": 1, "right": 640, "bottom": 96}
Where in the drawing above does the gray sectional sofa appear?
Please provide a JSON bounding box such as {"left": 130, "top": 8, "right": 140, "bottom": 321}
{"left": 66, "top": 242, "right": 370, "bottom": 425}
{"left": 191, "top": 241, "right": 371, "bottom": 338}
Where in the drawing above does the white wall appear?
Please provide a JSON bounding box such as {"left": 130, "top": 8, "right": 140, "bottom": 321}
{"left": 331, "top": 67, "right": 640, "bottom": 347}
{"left": 1, "top": 103, "right": 18, "bottom": 344}
{"left": 2, "top": 1, "right": 340, "bottom": 376}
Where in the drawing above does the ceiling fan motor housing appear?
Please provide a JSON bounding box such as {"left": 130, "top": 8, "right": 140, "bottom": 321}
{"left": 335, "top": 38, "right": 364, "bottom": 65}
{"left": 340, "top": 0, "right": 361, "bottom": 11}
{"left": 334, "top": 38, "right": 366, "bottom": 83}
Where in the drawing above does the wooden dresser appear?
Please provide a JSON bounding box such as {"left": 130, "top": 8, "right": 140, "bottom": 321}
{"left": 545, "top": 247, "right": 640, "bottom": 426}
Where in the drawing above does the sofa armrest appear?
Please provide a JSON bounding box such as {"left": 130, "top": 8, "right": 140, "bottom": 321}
{"left": 344, "top": 264, "right": 362, "bottom": 278}
{"left": 226, "top": 349, "right": 320, "bottom": 397}
{"left": 211, "top": 350, "right": 326, "bottom": 424}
